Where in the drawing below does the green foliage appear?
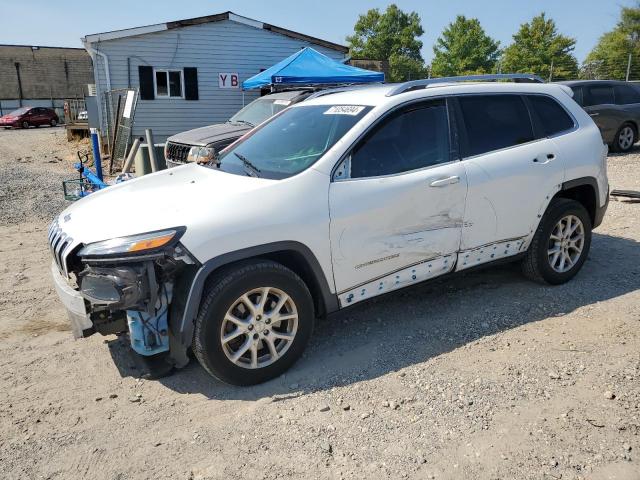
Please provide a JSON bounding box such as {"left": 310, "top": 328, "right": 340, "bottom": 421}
{"left": 583, "top": 3, "right": 640, "bottom": 80}
{"left": 431, "top": 16, "right": 501, "bottom": 77}
{"left": 501, "top": 13, "right": 578, "bottom": 80}
{"left": 347, "top": 4, "right": 427, "bottom": 81}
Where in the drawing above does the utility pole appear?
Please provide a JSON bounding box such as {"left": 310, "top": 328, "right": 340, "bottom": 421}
{"left": 626, "top": 53, "right": 632, "bottom": 82}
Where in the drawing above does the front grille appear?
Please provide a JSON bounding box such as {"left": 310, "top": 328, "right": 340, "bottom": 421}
{"left": 165, "top": 142, "right": 191, "bottom": 164}
{"left": 48, "top": 218, "right": 73, "bottom": 275}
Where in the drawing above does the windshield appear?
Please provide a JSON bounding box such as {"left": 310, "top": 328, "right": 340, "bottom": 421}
{"left": 214, "top": 105, "right": 372, "bottom": 179}
{"left": 7, "top": 107, "right": 30, "bottom": 116}
{"left": 229, "top": 97, "right": 292, "bottom": 127}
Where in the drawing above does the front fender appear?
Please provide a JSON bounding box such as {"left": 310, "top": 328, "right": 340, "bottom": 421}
{"left": 169, "top": 241, "right": 337, "bottom": 367}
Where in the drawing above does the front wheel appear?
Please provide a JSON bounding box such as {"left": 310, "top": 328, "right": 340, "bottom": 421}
{"left": 50, "top": 119, "right": 57, "bottom": 127}
{"left": 193, "top": 260, "right": 314, "bottom": 385}
{"left": 521, "top": 198, "right": 592, "bottom": 285}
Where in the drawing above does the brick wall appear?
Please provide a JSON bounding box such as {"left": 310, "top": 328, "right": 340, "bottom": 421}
{"left": 0, "top": 45, "right": 94, "bottom": 100}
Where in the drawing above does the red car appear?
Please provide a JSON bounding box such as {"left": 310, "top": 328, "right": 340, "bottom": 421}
{"left": 0, "top": 107, "right": 59, "bottom": 129}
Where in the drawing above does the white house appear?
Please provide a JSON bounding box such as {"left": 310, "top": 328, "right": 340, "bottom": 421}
{"left": 82, "top": 11, "right": 348, "bottom": 143}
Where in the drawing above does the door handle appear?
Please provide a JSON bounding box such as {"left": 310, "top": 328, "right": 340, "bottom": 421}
{"left": 430, "top": 175, "right": 460, "bottom": 187}
{"left": 533, "top": 153, "right": 555, "bottom": 164}
{"left": 589, "top": 113, "right": 600, "bottom": 117}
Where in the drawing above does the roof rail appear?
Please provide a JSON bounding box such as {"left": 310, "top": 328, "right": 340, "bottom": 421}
{"left": 385, "top": 74, "right": 545, "bottom": 97}
{"left": 305, "top": 83, "right": 381, "bottom": 101}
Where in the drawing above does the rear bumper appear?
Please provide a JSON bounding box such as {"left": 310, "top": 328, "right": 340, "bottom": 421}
{"left": 594, "top": 186, "right": 609, "bottom": 229}
{"left": 51, "top": 261, "right": 93, "bottom": 338}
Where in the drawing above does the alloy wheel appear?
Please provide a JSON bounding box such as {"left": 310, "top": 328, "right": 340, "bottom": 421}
{"left": 547, "top": 215, "right": 585, "bottom": 273}
{"left": 618, "top": 126, "right": 635, "bottom": 151}
{"left": 220, "top": 287, "right": 298, "bottom": 369}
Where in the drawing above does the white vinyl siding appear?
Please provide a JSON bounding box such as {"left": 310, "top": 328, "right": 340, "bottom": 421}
{"left": 90, "top": 19, "right": 346, "bottom": 142}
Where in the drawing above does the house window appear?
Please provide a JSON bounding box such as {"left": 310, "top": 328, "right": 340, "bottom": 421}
{"left": 154, "top": 69, "right": 183, "bottom": 98}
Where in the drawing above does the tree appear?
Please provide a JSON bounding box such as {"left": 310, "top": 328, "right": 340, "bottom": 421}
{"left": 431, "top": 16, "right": 500, "bottom": 77}
{"left": 583, "top": 3, "right": 640, "bottom": 80}
{"left": 501, "top": 13, "right": 578, "bottom": 80}
{"left": 347, "top": 4, "right": 427, "bottom": 81}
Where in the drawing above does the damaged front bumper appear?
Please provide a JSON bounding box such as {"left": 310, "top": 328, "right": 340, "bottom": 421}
{"left": 50, "top": 261, "right": 93, "bottom": 339}
{"left": 49, "top": 227, "right": 198, "bottom": 367}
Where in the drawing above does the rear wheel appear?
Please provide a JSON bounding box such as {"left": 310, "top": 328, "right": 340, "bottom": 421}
{"left": 522, "top": 198, "right": 592, "bottom": 285}
{"left": 50, "top": 119, "right": 57, "bottom": 127}
{"left": 193, "top": 260, "right": 314, "bottom": 385}
{"left": 613, "top": 123, "right": 636, "bottom": 152}
{"left": 21, "top": 121, "right": 29, "bottom": 129}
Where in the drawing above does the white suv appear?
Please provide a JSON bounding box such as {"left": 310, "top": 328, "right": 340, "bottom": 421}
{"left": 50, "top": 75, "right": 609, "bottom": 385}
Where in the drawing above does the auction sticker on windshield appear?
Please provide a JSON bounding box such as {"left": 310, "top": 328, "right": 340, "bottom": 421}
{"left": 324, "top": 106, "right": 366, "bottom": 115}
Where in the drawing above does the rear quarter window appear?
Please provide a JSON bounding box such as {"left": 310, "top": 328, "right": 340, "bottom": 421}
{"left": 614, "top": 84, "right": 640, "bottom": 105}
{"left": 527, "top": 95, "right": 575, "bottom": 137}
{"left": 458, "top": 95, "right": 535, "bottom": 157}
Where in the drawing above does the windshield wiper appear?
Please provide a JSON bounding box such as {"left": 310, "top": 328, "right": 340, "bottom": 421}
{"left": 231, "top": 119, "right": 255, "bottom": 127}
{"left": 234, "top": 152, "right": 261, "bottom": 177}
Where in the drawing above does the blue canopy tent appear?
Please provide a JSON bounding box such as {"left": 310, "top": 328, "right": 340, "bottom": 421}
{"left": 242, "top": 47, "right": 384, "bottom": 90}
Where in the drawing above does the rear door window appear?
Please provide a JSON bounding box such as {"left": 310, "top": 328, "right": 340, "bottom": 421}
{"left": 571, "top": 86, "right": 584, "bottom": 106}
{"left": 614, "top": 84, "right": 640, "bottom": 105}
{"left": 458, "top": 95, "right": 535, "bottom": 157}
{"left": 527, "top": 95, "right": 575, "bottom": 137}
{"left": 586, "top": 85, "right": 615, "bottom": 106}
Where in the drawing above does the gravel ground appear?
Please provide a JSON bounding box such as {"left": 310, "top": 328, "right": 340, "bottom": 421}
{"left": 1, "top": 128, "right": 639, "bottom": 480}
{"left": 0, "top": 127, "right": 87, "bottom": 226}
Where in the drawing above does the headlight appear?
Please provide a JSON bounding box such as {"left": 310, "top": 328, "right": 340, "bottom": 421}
{"left": 78, "top": 228, "right": 185, "bottom": 258}
{"left": 187, "top": 146, "right": 216, "bottom": 164}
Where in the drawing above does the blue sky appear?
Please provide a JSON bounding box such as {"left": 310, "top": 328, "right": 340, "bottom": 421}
{"left": 0, "top": 0, "right": 634, "bottom": 62}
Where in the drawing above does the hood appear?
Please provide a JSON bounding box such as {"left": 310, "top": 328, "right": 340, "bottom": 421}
{"left": 167, "top": 122, "right": 251, "bottom": 147}
{"left": 55, "top": 163, "right": 275, "bottom": 251}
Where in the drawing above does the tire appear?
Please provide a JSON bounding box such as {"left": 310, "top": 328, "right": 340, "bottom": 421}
{"left": 21, "top": 121, "right": 29, "bottom": 129}
{"left": 612, "top": 123, "right": 636, "bottom": 152}
{"left": 521, "top": 198, "right": 592, "bottom": 285}
{"left": 50, "top": 119, "right": 57, "bottom": 127}
{"left": 193, "top": 260, "right": 315, "bottom": 386}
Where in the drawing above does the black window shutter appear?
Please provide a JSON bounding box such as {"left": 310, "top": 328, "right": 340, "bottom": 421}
{"left": 138, "top": 66, "right": 154, "bottom": 100}
{"left": 184, "top": 67, "right": 199, "bottom": 100}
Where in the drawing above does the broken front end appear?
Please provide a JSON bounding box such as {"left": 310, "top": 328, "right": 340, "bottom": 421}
{"left": 49, "top": 220, "right": 198, "bottom": 365}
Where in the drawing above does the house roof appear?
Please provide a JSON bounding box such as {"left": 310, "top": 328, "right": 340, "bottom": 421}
{"left": 0, "top": 44, "right": 86, "bottom": 51}
{"left": 82, "top": 11, "right": 348, "bottom": 53}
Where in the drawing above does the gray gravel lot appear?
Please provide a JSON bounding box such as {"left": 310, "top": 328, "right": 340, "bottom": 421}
{"left": 0, "top": 128, "right": 639, "bottom": 480}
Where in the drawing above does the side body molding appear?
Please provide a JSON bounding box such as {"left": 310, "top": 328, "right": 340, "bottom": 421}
{"left": 173, "top": 241, "right": 338, "bottom": 358}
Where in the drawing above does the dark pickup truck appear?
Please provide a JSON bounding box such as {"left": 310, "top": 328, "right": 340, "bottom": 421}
{"left": 164, "top": 89, "right": 315, "bottom": 167}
